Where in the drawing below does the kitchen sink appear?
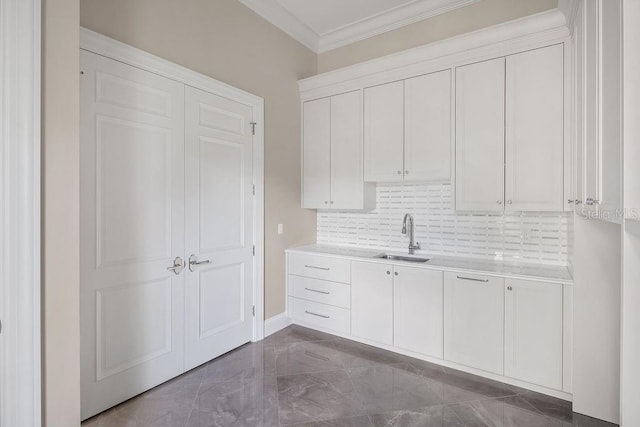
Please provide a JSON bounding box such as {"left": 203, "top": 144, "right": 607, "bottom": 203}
{"left": 374, "top": 254, "right": 430, "bottom": 263}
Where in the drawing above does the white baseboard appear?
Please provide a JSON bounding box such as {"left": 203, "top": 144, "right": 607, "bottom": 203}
{"left": 264, "top": 312, "right": 292, "bottom": 337}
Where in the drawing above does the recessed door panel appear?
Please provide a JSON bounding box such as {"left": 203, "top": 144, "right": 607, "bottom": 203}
{"left": 96, "top": 116, "right": 171, "bottom": 267}
{"left": 199, "top": 263, "right": 245, "bottom": 338}
{"left": 198, "top": 136, "right": 245, "bottom": 251}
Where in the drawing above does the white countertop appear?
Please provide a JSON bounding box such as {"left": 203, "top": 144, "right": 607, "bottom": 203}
{"left": 286, "top": 244, "right": 573, "bottom": 284}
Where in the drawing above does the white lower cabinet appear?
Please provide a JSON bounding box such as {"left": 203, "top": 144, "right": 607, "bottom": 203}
{"left": 351, "top": 261, "right": 394, "bottom": 346}
{"left": 504, "top": 278, "right": 563, "bottom": 390}
{"left": 286, "top": 251, "right": 571, "bottom": 397}
{"left": 393, "top": 266, "right": 443, "bottom": 358}
{"left": 444, "top": 272, "right": 505, "bottom": 374}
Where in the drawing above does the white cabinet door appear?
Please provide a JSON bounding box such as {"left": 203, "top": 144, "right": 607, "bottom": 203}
{"left": 331, "top": 91, "right": 371, "bottom": 209}
{"left": 574, "top": 1, "right": 586, "bottom": 210}
{"left": 393, "top": 266, "right": 443, "bottom": 358}
{"left": 404, "top": 70, "right": 452, "bottom": 182}
{"left": 444, "top": 272, "right": 504, "bottom": 374}
{"left": 455, "top": 58, "right": 505, "bottom": 211}
{"left": 504, "top": 279, "right": 563, "bottom": 390}
{"left": 597, "top": 0, "right": 622, "bottom": 218}
{"left": 505, "top": 45, "right": 564, "bottom": 211}
{"left": 80, "top": 50, "right": 186, "bottom": 419}
{"left": 583, "top": 0, "right": 600, "bottom": 215}
{"left": 184, "top": 86, "right": 255, "bottom": 370}
{"left": 364, "top": 81, "right": 404, "bottom": 182}
{"left": 351, "top": 261, "right": 394, "bottom": 345}
{"left": 303, "top": 97, "right": 331, "bottom": 209}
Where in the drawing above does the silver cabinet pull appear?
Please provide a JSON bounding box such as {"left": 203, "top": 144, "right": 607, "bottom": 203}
{"left": 304, "top": 265, "right": 330, "bottom": 271}
{"left": 386, "top": 270, "right": 391, "bottom": 275}
{"left": 507, "top": 200, "right": 513, "bottom": 205}
{"left": 397, "top": 171, "right": 402, "bottom": 175}
{"left": 394, "top": 271, "right": 399, "bottom": 276}
{"left": 305, "top": 288, "right": 330, "bottom": 295}
{"left": 456, "top": 275, "right": 489, "bottom": 283}
{"left": 188, "top": 254, "right": 211, "bottom": 272}
{"left": 497, "top": 200, "right": 503, "bottom": 205}
{"left": 507, "top": 286, "right": 513, "bottom": 291}
{"left": 167, "top": 257, "right": 185, "bottom": 275}
{"left": 305, "top": 310, "right": 330, "bottom": 319}
{"left": 405, "top": 170, "right": 409, "bottom": 175}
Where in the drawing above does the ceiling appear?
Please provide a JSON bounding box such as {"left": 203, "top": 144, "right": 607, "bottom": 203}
{"left": 238, "top": 0, "right": 482, "bottom": 53}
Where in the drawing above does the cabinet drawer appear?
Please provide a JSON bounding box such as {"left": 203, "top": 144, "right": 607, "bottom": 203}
{"left": 288, "top": 275, "right": 350, "bottom": 309}
{"left": 288, "top": 253, "right": 350, "bottom": 283}
{"left": 289, "top": 297, "right": 351, "bottom": 335}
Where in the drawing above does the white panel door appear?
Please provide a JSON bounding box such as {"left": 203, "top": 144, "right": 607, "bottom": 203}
{"left": 184, "top": 86, "right": 254, "bottom": 370}
{"left": 505, "top": 45, "right": 564, "bottom": 212}
{"left": 455, "top": 58, "right": 505, "bottom": 211}
{"left": 351, "top": 261, "right": 393, "bottom": 346}
{"left": 404, "top": 70, "right": 452, "bottom": 182}
{"left": 444, "top": 272, "right": 504, "bottom": 374}
{"left": 393, "top": 267, "right": 444, "bottom": 359}
{"left": 331, "top": 90, "right": 366, "bottom": 209}
{"left": 302, "top": 97, "right": 331, "bottom": 209}
{"left": 504, "top": 279, "right": 563, "bottom": 390}
{"left": 574, "top": 1, "right": 585, "bottom": 210}
{"left": 80, "top": 50, "right": 185, "bottom": 419}
{"left": 364, "top": 81, "right": 404, "bottom": 182}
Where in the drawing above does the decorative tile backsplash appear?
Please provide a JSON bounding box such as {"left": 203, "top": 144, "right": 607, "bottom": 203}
{"left": 317, "top": 183, "right": 570, "bottom": 266}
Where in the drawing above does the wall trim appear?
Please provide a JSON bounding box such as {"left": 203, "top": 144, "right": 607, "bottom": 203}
{"left": 0, "top": 0, "right": 42, "bottom": 425}
{"left": 79, "top": 27, "right": 266, "bottom": 342}
{"left": 264, "top": 312, "right": 292, "bottom": 337}
{"left": 300, "top": 9, "right": 570, "bottom": 100}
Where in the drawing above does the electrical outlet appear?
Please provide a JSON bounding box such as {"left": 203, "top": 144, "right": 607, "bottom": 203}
{"left": 277, "top": 224, "right": 284, "bottom": 235}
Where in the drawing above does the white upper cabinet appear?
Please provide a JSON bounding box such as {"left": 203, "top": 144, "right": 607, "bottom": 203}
{"left": 302, "top": 97, "right": 331, "bottom": 209}
{"left": 456, "top": 45, "right": 566, "bottom": 212}
{"left": 455, "top": 57, "right": 506, "bottom": 212}
{"left": 505, "top": 45, "right": 564, "bottom": 212}
{"left": 404, "top": 70, "right": 452, "bottom": 182}
{"left": 364, "top": 81, "right": 405, "bottom": 182}
{"left": 302, "top": 91, "right": 374, "bottom": 210}
{"left": 504, "top": 278, "right": 563, "bottom": 390}
{"left": 573, "top": 0, "right": 622, "bottom": 221}
{"left": 363, "top": 72, "right": 453, "bottom": 183}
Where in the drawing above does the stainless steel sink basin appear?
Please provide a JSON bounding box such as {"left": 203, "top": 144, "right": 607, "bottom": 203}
{"left": 374, "top": 254, "right": 430, "bottom": 263}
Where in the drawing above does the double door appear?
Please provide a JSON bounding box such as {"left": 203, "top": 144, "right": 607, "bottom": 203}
{"left": 80, "top": 51, "right": 255, "bottom": 419}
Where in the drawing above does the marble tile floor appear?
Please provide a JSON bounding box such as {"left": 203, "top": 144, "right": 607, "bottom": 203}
{"left": 82, "top": 325, "right": 617, "bottom": 427}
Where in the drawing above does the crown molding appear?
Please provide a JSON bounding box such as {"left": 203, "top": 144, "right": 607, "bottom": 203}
{"left": 299, "top": 9, "right": 569, "bottom": 100}
{"left": 558, "top": 0, "right": 581, "bottom": 35}
{"left": 237, "top": 0, "right": 319, "bottom": 52}
{"left": 317, "top": 0, "right": 481, "bottom": 53}
{"left": 238, "top": 0, "right": 482, "bottom": 53}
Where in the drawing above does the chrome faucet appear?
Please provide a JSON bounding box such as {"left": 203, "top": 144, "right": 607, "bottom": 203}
{"left": 402, "top": 213, "right": 421, "bottom": 254}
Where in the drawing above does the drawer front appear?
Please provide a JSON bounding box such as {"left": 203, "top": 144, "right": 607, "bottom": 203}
{"left": 289, "top": 297, "right": 351, "bottom": 335}
{"left": 288, "top": 275, "right": 351, "bottom": 309}
{"left": 288, "top": 253, "right": 350, "bottom": 283}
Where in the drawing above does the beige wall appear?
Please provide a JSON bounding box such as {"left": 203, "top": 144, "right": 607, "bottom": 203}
{"left": 80, "top": 0, "right": 318, "bottom": 319}
{"left": 42, "top": 0, "right": 81, "bottom": 425}
{"left": 317, "top": 0, "right": 557, "bottom": 73}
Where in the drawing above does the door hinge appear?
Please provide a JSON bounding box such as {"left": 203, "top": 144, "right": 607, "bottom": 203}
{"left": 252, "top": 245, "right": 255, "bottom": 256}
{"left": 252, "top": 184, "right": 255, "bottom": 195}
{"left": 250, "top": 122, "right": 257, "bottom": 135}
{"left": 252, "top": 306, "right": 256, "bottom": 317}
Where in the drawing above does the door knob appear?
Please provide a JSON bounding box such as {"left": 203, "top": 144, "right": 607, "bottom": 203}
{"left": 189, "top": 254, "right": 212, "bottom": 272}
{"left": 167, "top": 257, "right": 185, "bottom": 275}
